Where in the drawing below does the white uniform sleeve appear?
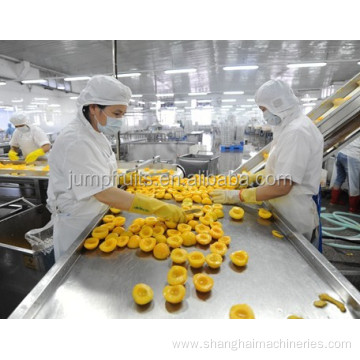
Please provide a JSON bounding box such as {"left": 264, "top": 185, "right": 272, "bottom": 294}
{"left": 273, "top": 131, "right": 312, "bottom": 184}
{"left": 62, "top": 140, "right": 115, "bottom": 201}
{"left": 32, "top": 127, "right": 51, "bottom": 147}
{"left": 9, "top": 130, "right": 20, "bottom": 147}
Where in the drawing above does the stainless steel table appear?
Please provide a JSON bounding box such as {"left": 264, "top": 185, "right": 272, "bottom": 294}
{"left": 10, "top": 204, "right": 360, "bottom": 319}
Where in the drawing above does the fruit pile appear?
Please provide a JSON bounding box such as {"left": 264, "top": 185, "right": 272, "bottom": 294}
{"left": 83, "top": 199, "right": 256, "bottom": 318}
{"left": 124, "top": 174, "right": 245, "bottom": 202}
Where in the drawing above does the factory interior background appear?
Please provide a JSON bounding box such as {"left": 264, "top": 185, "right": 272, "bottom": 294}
{"left": 1, "top": 1, "right": 360, "bottom": 359}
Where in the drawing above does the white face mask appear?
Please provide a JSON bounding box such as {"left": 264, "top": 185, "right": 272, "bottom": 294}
{"left": 263, "top": 109, "right": 281, "bottom": 126}
{"left": 96, "top": 109, "right": 123, "bottom": 136}
{"left": 17, "top": 125, "right": 30, "bottom": 134}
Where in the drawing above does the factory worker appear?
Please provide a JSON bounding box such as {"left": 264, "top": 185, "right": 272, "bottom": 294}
{"left": 211, "top": 80, "right": 324, "bottom": 243}
{"left": 330, "top": 137, "right": 360, "bottom": 213}
{"left": 5, "top": 123, "right": 15, "bottom": 139}
{"left": 47, "top": 75, "right": 186, "bottom": 261}
{"left": 8, "top": 113, "right": 51, "bottom": 163}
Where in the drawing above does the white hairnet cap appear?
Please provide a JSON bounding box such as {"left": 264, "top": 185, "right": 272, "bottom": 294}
{"left": 10, "top": 113, "right": 27, "bottom": 126}
{"left": 77, "top": 75, "right": 132, "bottom": 108}
{"left": 255, "top": 80, "right": 299, "bottom": 115}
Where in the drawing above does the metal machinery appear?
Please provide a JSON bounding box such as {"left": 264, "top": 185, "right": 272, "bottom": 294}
{"left": 0, "top": 159, "right": 49, "bottom": 204}
{"left": 0, "top": 198, "right": 53, "bottom": 318}
{"left": 7, "top": 73, "right": 360, "bottom": 319}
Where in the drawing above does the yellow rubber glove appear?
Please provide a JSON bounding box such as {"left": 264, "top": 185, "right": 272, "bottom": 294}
{"left": 210, "top": 190, "right": 240, "bottom": 204}
{"left": 8, "top": 149, "right": 19, "bottom": 161}
{"left": 25, "top": 148, "right": 45, "bottom": 164}
{"left": 129, "top": 193, "right": 186, "bottom": 223}
{"left": 239, "top": 169, "right": 266, "bottom": 187}
{"left": 239, "top": 188, "right": 262, "bottom": 205}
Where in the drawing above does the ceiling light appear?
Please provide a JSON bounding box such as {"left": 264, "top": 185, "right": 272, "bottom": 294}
{"left": 0, "top": 81, "right": 6, "bottom": 86}
{"left": 223, "top": 65, "right": 258, "bottom": 71}
{"left": 117, "top": 73, "right": 141, "bottom": 78}
{"left": 11, "top": 99, "right": 23, "bottom": 103}
{"left": 303, "top": 103, "right": 317, "bottom": 106}
{"left": 247, "top": 99, "right": 255, "bottom": 102}
{"left": 156, "top": 93, "right": 174, "bottom": 97}
{"left": 21, "top": 79, "right": 48, "bottom": 84}
{"left": 188, "top": 92, "right": 207, "bottom": 96}
{"left": 49, "top": 104, "right": 61, "bottom": 107}
{"left": 222, "top": 105, "right": 234, "bottom": 108}
{"left": 64, "top": 76, "right": 91, "bottom": 82}
{"left": 132, "top": 94, "right": 143, "bottom": 98}
{"left": 133, "top": 107, "right": 143, "bottom": 110}
{"left": 358, "top": 62, "right": 360, "bottom": 65}
{"left": 70, "top": 97, "right": 78, "bottom": 100}
{"left": 223, "top": 91, "right": 244, "bottom": 95}
{"left": 287, "top": 62, "right": 327, "bottom": 68}
{"left": 222, "top": 99, "right": 236, "bottom": 103}
{"left": 150, "top": 107, "right": 157, "bottom": 110}
{"left": 301, "top": 97, "right": 318, "bottom": 102}
{"left": 197, "top": 99, "right": 212, "bottom": 103}
{"left": 164, "top": 68, "right": 196, "bottom": 74}
{"left": 240, "top": 105, "right": 253, "bottom": 108}
{"left": 34, "top": 98, "right": 49, "bottom": 101}
{"left": 174, "top": 101, "right": 188, "bottom": 104}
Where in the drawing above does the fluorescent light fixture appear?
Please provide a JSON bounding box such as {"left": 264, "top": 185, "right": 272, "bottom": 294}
{"left": 188, "top": 92, "right": 207, "bottom": 96}
{"left": 247, "top": 99, "right": 255, "bottom": 102}
{"left": 164, "top": 68, "right": 196, "bottom": 74}
{"left": 223, "top": 91, "right": 244, "bottom": 95}
{"left": 197, "top": 99, "right": 212, "bottom": 103}
{"left": 138, "top": 101, "right": 145, "bottom": 105}
{"left": 133, "top": 107, "right": 143, "bottom": 110}
{"left": 301, "top": 97, "right": 318, "bottom": 102}
{"left": 287, "top": 62, "right": 327, "bottom": 68}
{"left": 117, "top": 73, "right": 141, "bottom": 78}
{"left": 241, "top": 105, "right": 253, "bottom": 108}
{"left": 11, "top": 99, "right": 23, "bottom": 103}
{"left": 34, "top": 97, "right": 49, "bottom": 101}
{"left": 132, "top": 94, "right": 143, "bottom": 98}
{"left": 222, "top": 105, "right": 234, "bottom": 108}
{"left": 21, "top": 79, "right": 48, "bottom": 84}
{"left": 156, "top": 93, "right": 174, "bottom": 97}
{"left": 49, "top": 104, "right": 61, "bottom": 107}
{"left": 223, "top": 65, "right": 258, "bottom": 71}
{"left": 174, "top": 101, "right": 188, "bottom": 104}
{"left": 64, "top": 76, "right": 91, "bottom": 81}
{"left": 70, "top": 97, "right": 78, "bottom": 100}
{"left": 0, "top": 81, "right": 6, "bottom": 86}
{"left": 222, "top": 99, "right": 236, "bottom": 103}
{"left": 150, "top": 107, "right": 157, "bottom": 110}
{"left": 303, "top": 103, "right": 316, "bottom": 106}
{"left": 30, "top": 102, "right": 48, "bottom": 105}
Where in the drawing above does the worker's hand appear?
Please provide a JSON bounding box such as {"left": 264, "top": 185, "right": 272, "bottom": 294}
{"left": 210, "top": 190, "right": 240, "bottom": 204}
{"left": 129, "top": 193, "right": 186, "bottom": 223}
{"left": 8, "top": 149, "right": 19, "bottom": 161}
{"left": 239, "top": 188, "right": 262, "bottom": 205}
{"left": 239, "top": 170, "right": 266, "bottom": 188}
{"left": 25, "top": 148, "right": 45, "bottom": 164}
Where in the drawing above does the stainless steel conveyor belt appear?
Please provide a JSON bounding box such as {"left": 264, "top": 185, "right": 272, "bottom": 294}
{"left": 9, "top": 204, "right": 360, "bottom": 319}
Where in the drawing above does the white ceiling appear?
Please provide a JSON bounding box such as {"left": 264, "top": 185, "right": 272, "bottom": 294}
{"left": 0, "top": 40, "right": 360, "bottom": 106}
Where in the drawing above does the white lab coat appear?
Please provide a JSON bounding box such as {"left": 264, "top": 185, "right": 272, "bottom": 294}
{"left": 47, "top": 111, "right": 117, "bottom": 260}
{"left": 9, "top": 125, "right": 50, "bottom": 157}
{"left": 265, "top": 109, "right": 324, "bottom": 240}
